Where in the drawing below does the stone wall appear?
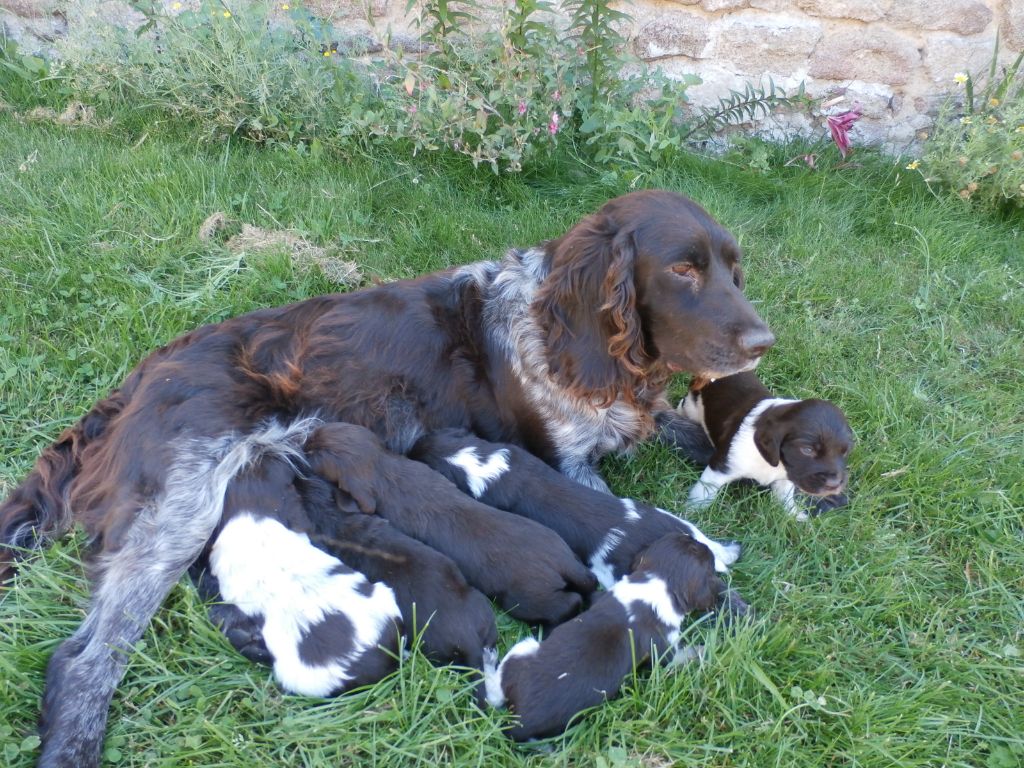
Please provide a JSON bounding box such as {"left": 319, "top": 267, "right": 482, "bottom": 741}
{"left": 4, "top": 0, "right": 1021, "bottom": 150}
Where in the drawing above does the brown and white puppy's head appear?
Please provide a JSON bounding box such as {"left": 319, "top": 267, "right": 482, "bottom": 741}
{"left": 630, "top": 532, "right": 734, "bottom": 618}
{"left": 754, "top": 399, "right": 854, "bottom": 497}
{"left": 535, "top": 189, "right": 775, "bottom": 406}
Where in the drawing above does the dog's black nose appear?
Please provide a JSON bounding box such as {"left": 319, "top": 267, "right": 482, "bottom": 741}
{"left": 739, "top": 327, "right": 776, "bottom": 359}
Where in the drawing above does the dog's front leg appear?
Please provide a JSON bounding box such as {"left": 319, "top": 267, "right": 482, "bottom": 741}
{"left": 687, "top": 467, "right": 728, "bottom": 509}
{"left": 655, "top": 409, "right": 714, "bottom": 466}
{"left": 771, "top": 479, "right": 808, "bottom": 522}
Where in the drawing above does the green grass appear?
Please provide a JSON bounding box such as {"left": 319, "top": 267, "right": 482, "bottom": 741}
{"left": 1, "top": 114, "right": 1022, "bottom": 768}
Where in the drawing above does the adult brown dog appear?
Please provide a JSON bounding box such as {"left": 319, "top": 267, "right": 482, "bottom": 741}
{"left": 0, "top": 189, "right": 773, "bottom": 767}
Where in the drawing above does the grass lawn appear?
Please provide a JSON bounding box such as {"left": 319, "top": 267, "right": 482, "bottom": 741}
{"left": 1, "top": 113, "right": 1022, "bottom": 767}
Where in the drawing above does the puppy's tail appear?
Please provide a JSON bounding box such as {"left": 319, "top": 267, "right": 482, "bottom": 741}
{"left": 481, "top": 647, "right": 505, "bottom": 708}
{"left": 0, "top": 389, "right": 127, "bottom": 583}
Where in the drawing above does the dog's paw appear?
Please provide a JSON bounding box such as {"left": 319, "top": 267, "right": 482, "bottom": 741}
{"left": 809, "top": 492, "right": 849, "bottom": 517}
{"left": 720, "top": 540, "right": 742, "bottom": 566}
{"left": 209, "top": 603, "right": 273, "bottom": 665}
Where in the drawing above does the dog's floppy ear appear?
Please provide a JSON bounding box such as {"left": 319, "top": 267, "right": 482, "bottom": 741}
{"left": 305, "top": 449, "right": 377, "bottom": 514}
{"left": 753, "top": 405, "right": 791, "bottom": 467}
{"left": 535, "top": 213, "right": 648, "bottom": 407}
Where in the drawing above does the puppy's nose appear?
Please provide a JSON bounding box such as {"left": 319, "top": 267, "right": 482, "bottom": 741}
{"left": 739, "top": 327, "right": 776, "bottom": 359}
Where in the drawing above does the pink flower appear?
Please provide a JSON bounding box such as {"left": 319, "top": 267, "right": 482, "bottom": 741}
{"left": 407, "top": 104, "right": 417, "bottom": 114}
{"left": 826, "top": 108, "right": 861, "bottom": 158}
{"left": 552, "top": 90, "right": 561, "bottom": 101}
{"left": 518, "top": 100, "right": 527, "bottom": 116}
{"left": 548, "top": 111, "right": 560, "bottom": 135}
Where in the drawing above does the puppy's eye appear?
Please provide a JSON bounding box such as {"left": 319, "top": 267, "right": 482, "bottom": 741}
{"left": 799, "top": 445, "right": 816, "bottom": 457}
{"left": 670, "top": 263, "right": 698, "bottom": 283}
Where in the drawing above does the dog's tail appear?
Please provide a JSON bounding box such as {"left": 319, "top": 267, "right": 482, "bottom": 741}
{"left": 0, "top": 390, "right": 128, "bottom": 583}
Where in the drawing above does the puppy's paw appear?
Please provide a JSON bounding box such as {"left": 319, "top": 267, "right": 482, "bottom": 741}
{"left": 810, "top": 492, "right": 849, "bottom": 517}
{"left": 720, "top": 540, "right": 742, "bottom": 566}
{"left": 209, "top": 603, "right": 273, "bottom": 665}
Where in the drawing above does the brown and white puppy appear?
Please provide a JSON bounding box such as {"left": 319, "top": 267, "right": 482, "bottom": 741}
{"left": 680, "top": 372, "right": 854, "bottom": 521}
{"left": 297, "top": 473, "right": 499, "bottom": 681}
{"left": 484, "top": 532, "right": 738, "bottom": 741}
{"left": 197, "top": 453, "right": 404, "bottom": 698}
{"left": 410, "top": 428, "right": 742, "bottom": 583}
{"left": 193, "top": 456, "right": 500, "bottom": 701}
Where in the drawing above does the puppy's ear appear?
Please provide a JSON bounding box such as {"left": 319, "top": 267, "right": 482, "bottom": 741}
{"left": 306, "top": 450, "right": 378, "bottom": 514}
{"left": 535, "top": 215, "right": 647, "bottom": 407}
{"left": 753, "top": 407, "right": 789, "bottom": 467}
{"left": 671, "top": 568, "right": 724, "bottom": 616}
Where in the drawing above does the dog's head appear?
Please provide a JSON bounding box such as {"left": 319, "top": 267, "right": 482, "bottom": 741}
{"left": 535, "top": 189, "right": 774, "bottom": 406}
{"left": 632, "top": 532, "right": 725, "bottom": 616}
{"left": 753, "top": 399, "right": 854, "bottom": 496}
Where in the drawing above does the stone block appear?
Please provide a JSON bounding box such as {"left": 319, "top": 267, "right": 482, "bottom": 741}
{"left": 711, "top": 12, "right": 823, "bottom": 74}
{"left": 924, "top": 34, "right": 998, "bottom": 84}
{"left": 635, "top": 12, "right": 710, "bottom": 60}
{"left": 795, "top": 0, "right": 892, "bottom": 21}
{"left": 886, "top": 0, "right": 993, "bottom": 35}
{"left": 1005, "top": 2, "right": 1024, "bottom": 49}
{"left": 701, "top": 0, "right": 749, "bottom": 10}
{"left": 809, "top": 27, "right": 920, "bottom": 85}
{"left": 3, "top": 0, "right": 63, "bottom": 18}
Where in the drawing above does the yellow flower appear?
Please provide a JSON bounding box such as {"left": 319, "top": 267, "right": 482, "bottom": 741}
{"left": 172, "top": 1, "right": 182, "bottom": 8}
{"left": 222, "top": 9, "right": 231, "bottom": 17}
{"left": 905, "top": 160, "right": 920, "bottom": 170}
{"left": 986, "top": 115, "right": 999, "bottom": 124}
{"left": 281, "top": 2, "right": 290, "bottom": 7}
{"left": 1015, "top": 125, "right": 1024, "bottom": 133}
{"left": 989, "top": 97, "right": 1000, "bottom": 107}
{"left": 953, "top": 72, "right": 969, "bottom": 85}
{"left": 323, "top": 50, "right": 332, "bottom": 57}
{"left": 960, "top": 116, "right": 973, "bottom": 125}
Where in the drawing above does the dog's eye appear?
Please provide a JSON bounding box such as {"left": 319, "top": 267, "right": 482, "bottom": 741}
{"left": 670, "top": 263, "right": 699, "bottom": 284}
{"left": 799, "top": 445, "right": 816, "bottom": 457}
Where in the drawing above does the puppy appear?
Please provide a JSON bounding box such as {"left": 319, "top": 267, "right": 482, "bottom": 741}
{"left": 484, "top": 532, "right": 734, "bottom": 741}
{"left": 304, "top": 423, "right": 597, "bottom": 627}
{"left": 297, "top": 473, "right": 499, "bottom": 683}
{"left": 410, "top": 429, "right": 742, "bottom": 587}
{"left": 204, "top": 456, "right": 404, "bottom": 697}
{"left": 680, "top": 372, "right": 854, "bottom": 520}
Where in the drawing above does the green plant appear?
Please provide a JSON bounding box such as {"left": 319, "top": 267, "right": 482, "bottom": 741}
{"left": 913, "top": 39, "right": 1024, "bottom": 211}
{"left": 0, "top": 30, "right": 64, "bottom": 107}
{"left": 38, "top": 0, "right": 797, "bottom": 173}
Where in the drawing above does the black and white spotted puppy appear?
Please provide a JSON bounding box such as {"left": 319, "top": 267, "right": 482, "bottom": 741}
{"left": 200, "top": 455, "right": 403, "bottom": 697}
{"left": 679, "top": 371, "right": 854, "bottom": 521}
{"left": 410, "top": 429, "right": 742, "bottom": 587}
{"left": 484, "top": 532, "right": 730, "bottom": 741}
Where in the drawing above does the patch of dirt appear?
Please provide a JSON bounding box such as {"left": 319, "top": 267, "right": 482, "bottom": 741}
{"left": 24, "top": 101, "right": 102, "bottom": 126}
{"left": 198, "top": 213, "right": 362, "bottom": 288}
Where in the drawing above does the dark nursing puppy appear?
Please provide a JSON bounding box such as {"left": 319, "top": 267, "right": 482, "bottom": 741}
{"left": 679, "top": 372, "right": 854, "bottom": 520}
{"left": 303, "top": 423, "right": 597, "bottom": 627}
{"left": 202, "top": 454, "right": 403, "bottom": 697}
{"left": 410, "top": 429, "right": 742, "bottom": 587}
{"left": 484, "top": 532, "right": 731, "bottom": 741}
